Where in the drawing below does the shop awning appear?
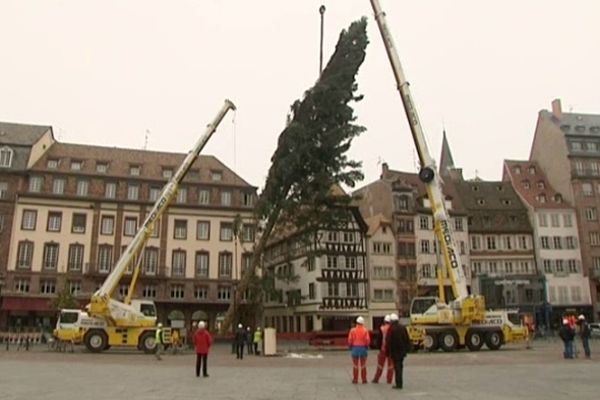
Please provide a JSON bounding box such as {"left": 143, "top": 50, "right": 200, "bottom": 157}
{"left": 1, "top": 297, "right": 51, "bottom": 312}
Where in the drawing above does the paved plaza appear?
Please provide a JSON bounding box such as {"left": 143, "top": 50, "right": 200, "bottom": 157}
{"left": 1, "top": 340, "right": 599, "bottom": 400}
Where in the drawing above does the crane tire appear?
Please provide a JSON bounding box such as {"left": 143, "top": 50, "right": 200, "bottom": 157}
{"left": 439, "top": 331, "right": 458, "bottom": 352}
{"left": 423, "top": 332, "right": 439, "bottom": 351}
{"left": 466, "top": 331, "right": 484, "bottom": 351}
{"left": 139, "top": 331, "right": 157, "bottom": 354}
{"left": 84, "top": 330, "right": 108, "bottom": 353}
{"left": 485, "top": 331, "right": 503, "bottom": 350}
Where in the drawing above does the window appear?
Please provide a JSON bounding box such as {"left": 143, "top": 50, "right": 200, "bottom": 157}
{"left": 568, "top": 259, "right": 578, "bottom": 273}
{"left": 242, "top": 192, "right": 254, "bottom": 207}
{"left": 592, "top": 162, "right": 600, "bottom": 176}
{"left": 129, "top": 165, "right": 140, "bottom": 176}
{"left": 195, "top": 252, "right": 209, "bottom": 277}
{"left": 127, "top": 184, "right": 139, "bottom": 200}
{"left": 486, "top": 236, "right": 496, "bottom": 250}
{"left": 70, "top": 160, "right": 82, "bottom": 170}
{"left": 504, "top": 236, "right": 512, "bottom": 250}
{"left": 96, "top": 162, "right": 108, "bottom": 173}
{"left": 242, "top": 224, "right": 255, "bottom": 242}
{"left": 420, "top": 240, "right": 430, "bottom": 254}
{"left": 14, "top": 279, "right": 30, "bottom": 293}
{"left": 563, "top": 214, "right": 573, "bottom": 227}
{"left": 143, "top": 285, "right": 156, "bottom": 298}
{"left": 541, "top": 236, "right": 550, "bottom": 249}
{"left": 585, "top": 207, "right": 597, "bottom": 221}
{"left": 105, "top": 182, "right": 117, "bottom": 199}
{"left": 141, "top": 247, "right": 158, "bottom": 275}
{"left": 211, "top": 171, "right": 222, "bottom": 181}
{"left": 16, "top": 241, "right": 34, "bottom": 269}
{"left": 0, "top": 215, "right": 4, "bottom": 232}
{"left": 471, "top": 236, "right": 481, "bottom": 251}
{"left": 543, "top": 259, "right": 553, "bottom": 273}
{"left": 47, "top": 159, "right": 58, "bottom": 169}
{"left": 170, "top": 285, "right": 185, "bottom": 299}
{"left": 195, "top": 286, "right": 208, "bottom": 300}
{"left": 21, "top": 209, "right": 37, "bottom": 230}
{"left": 217, "top": 286, "right": 231, "bottom": 300}
{"left": 52, "top": 178, "right": 65, "bottom": 195}
{"left": 219, "top": 252, "right": 233, "bottom": 277}
{"left": 571, "top": 286, "right": 582, "bottom": 303}
{"left": 171, "top": 250, "right": 186, "bottom": 277}
{"left": 220, "top": 222, "right": 233, "bottom": 241}
{"left": 328, "top": 282, "right": 339, "bottom": 297}
{"left": 394, "top": 195, "right": 409, "bottom": 211}
{"left": 505, "top": 261, "right": 513, "bottom": 274}
{"left": 514, "top": 166, "right": 521, "bottom": 175}
{"left": 40, "top": 280, "right": 56, "bottom": 295}
{"left": 220, "top": 190, "right": 232, "bottom": 206}
{"left": 42, "top": 243, "right": 59, "bottom": 270}
{"left": 198, "top": 189, "right": 210, "bottom": 205}
{"left": 309, "top": 283, "right": 315, "bottom": 299}
{"left": 522, "top": 180, "right": 530, "bottom": 189}
{"left": 100, "top": 215, "right": 114, "bottom": 235}
{"left": 590, "top": 232, "right": 600, "bottom": 246}
{"left": 0, "top": 181, "right": 7, "bottom": 199}
{"left": 571, "top": 141, "right": 582, "bottom": 151}
{"left": 566, "top": 236, "right": 577, "bottom": 249}
{"left": 29, "top": 175, "right": 43, "bottom": 192}
{"left": 68, "top": 244, "right": 84, "bottom": 271}
{"left": 398, "top": 219, "right": 414, "bottom": 233}
{"left": 555, "top": 259, "right": 564, "bottom": 273}
{"left": 419, "top": 216, "right": 429, "bottom": 230}
{"left": 454, "top": 218, "right": 464, "bottom": 231}
{"left": 420, "top": 264, "right": 433, "bottom": 279}
{"left": 197, "top": 221, "right": 210, "bottom": 240}
{"left": 123, "top": 217, "right": 137, "bottom": 236}
{"left": 173, "top": 220, "right": 187, "bottom": 239}
{"left": 241, "top": 253, "right": 252, "bottom": 274}
{"left": 551, "top": 214, "right": 560, "bottom": 227}
{"left": 538, "top": 213, "right": 548, "bottom": 227}
{"left": 149, "top": 187, "right": 161, "bottom": 202}
{"left": 537, "top": 181, "right": 545, "bottom": 190}
{"left": 327, "top": 255, "right": 338, "bottom": 269}
{"left": 519, "top": 236, "right": 528, "bottom": 250}
{"left": 553, "top": 236, "right": 563, "bottom": 249}
{"left": 162, "top": 168, "right": 173, "bottom": 179}
{"left": 76, "top": 179, "right": 89, "bottom": 196}
{"left": 489, "top": 261, "right": 498, "bottom": 274}
{"left": 582, "top": 183, "right": 593, "bottom": 196}
{"left": 0, "top": 147, "right": 14, "bottom": 167}
{"left": 98, "top": 245, "right": 113, "bottom": 273}
{"left": 176, "top": 187, "right": 187, "bottom": 204}
{"left": 528, "top": 166, "right": 536, "bottom": 175}
{"left": 69, "top": 281, "right": 81, "bottom": 295}
{"left": 72, "top": 213, "right": 86, "bottom": 233}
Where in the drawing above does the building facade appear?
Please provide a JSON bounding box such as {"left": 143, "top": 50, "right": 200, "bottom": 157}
{"left": 530, "top": 99, "right": 600, "bottom": 319}
{"left": 0, "top": 122, "right": 256, "bottom": 332}
{"left": 262, "top": 205, "right": 369, "bottom": 332}
{"left": 503, "top": 160, "right": 592, "bottom": 326}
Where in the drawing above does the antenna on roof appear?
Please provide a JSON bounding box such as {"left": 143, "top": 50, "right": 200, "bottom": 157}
{"left": 144, "top": 129, "right": 150, "bottom": 150}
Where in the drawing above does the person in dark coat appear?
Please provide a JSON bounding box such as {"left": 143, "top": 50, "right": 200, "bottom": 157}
{"left": 386, "top": 313, "right": 410, "bottom": 389}
{"left": 558, "top": 318, "right": 575, "bottom": 359}
{"left": 577, "top": 315, "right": 591, "bottom": 359}
{"left": 246, "top": 327, "right": 254, "bottom": 355}
{"left": 234, "top": 324, "right": 246, "bottom": 360}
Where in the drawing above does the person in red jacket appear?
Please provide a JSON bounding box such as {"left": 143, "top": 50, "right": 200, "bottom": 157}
{"left": 193, "top": 321, "right": 212, "bottom": 377}
{"left": 347, "top": 316, "right": 371, "bottom": 384}
{"left": 371, "top": 314, "right": 394, "bottom": 384}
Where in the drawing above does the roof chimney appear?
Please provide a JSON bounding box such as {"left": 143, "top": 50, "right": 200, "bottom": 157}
{"left": 551, "top": 99, "right": 562, "bottom": 120}
{"left": 381, "top": 162, "right": 389, "bottom": 179}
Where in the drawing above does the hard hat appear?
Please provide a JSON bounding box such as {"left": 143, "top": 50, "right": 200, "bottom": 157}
{"left": 198, "top": 321, "right": 206, "bottom": 329}
{"left": 384, "top": 315, "right": 391, "bottom": 323}
{"left": 578, "top": 314, "right": 586, "bottom": 320}
{"left": 257, "top": 327, "right": 261, "bottom": 331}
{"left": 157, "top": 323, "right": 163, "bottom": 328}
{"left": 389, "top": 313, "right": 399, "bottom": 321}
{"left": 356, "top": 316, "right": 365, "bottom": 324}
{"left": 562, "top": 318, "right": 569, "bottom": 325}
{"left": 192, "top": 321, "right": 197, "bottom": 327}
{"left": 238, "top": 323, "right": 243, "bottom": 328}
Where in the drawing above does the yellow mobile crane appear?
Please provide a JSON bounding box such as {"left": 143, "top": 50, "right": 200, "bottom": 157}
{"left": 369, "top": 0, "right": 527, "bottom": 351}
{"left": 54, "top": 100, "right": 236, "bottom": 353}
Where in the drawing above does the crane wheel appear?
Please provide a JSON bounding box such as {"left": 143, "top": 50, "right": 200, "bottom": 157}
{"left": 485, "top": 331, "right": 503, "bottom": 350}
{"left": 84, "top": 330, "right": 108, "bottom": 353}
{"left": 423, "top": 333, "right": 439, "bottom": 351}
{"left": 439, "top": 331, "right": 458, "bottom": 352}
{"left": 465, "top": 331, "right": 484, "bottom": 351}
{"left": 139, "top": 331, "right": 157, "bottom": 354}
{"left": 418, "top": 167, "right": 435, "bottom": 183}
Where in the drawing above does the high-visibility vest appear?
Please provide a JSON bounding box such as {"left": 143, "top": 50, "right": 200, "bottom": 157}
{"left": 253, "top": 330, "right": 262, "bottom": 343}
{"left": 348, "top": 325, "right": 370, "bottom": 347}
{"left": 155, "top": 329, "right": 162, "bottom": 344}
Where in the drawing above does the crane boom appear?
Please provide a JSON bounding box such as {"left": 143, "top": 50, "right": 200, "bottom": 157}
{"left": 90, "top": 99, "right": 236, "bottom": 314}
{"left": 369, "top": 0, "right": 468, "bottom": 302}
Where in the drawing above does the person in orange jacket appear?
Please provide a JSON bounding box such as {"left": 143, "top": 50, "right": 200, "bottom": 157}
{"left": 371, "top": 314, "right": 394, "bottom": 384}
{"left": 347, "top": 316, "right": 371, "bottom": 384}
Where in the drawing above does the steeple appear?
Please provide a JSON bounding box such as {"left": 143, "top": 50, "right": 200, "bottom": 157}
{"left": 439, "top": 129, "right": 455, "bottom": 176}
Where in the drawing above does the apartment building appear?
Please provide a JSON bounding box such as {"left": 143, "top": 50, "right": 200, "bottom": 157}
{"left": 530, "top": 99, "right": 600, "bottom": 319}
{"left": 262, "top": 202, "right": 369, "bottom": 332}
{"left": 504, "top": 160, "right": 592, "bottom": 326}
{"left": 0, "top": 122, "right": 256, "bottom": 331}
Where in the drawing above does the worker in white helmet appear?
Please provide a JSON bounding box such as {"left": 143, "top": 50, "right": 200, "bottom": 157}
{"left": 234, "top": 323, "right": 246, "bottom": 360}
{"left": 347, "top": 316, "right": 371, "bottom": 384}
{"left": 576, "top": 314, "right": 591, "bottom": 358}
{"left": 372, "top": 314, "right": 394, "bottom": 384}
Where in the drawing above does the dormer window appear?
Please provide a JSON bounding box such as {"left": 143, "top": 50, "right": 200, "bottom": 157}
{"left": 96, "top": 162, "right": 109, "bottom": 173}
{"left": 528, "top": 166, "right": 536, "bottom": 175}
{"left": 554, "top": 194, "right": 563, "bottom": 203}
{"left": 0, "top": 146, "right": 14, "bottom": 168}
{"left": 472, "top": 185, "right": 479, "bottom": 192}
{"left": 514, "top": 166, "right": 521, "bottom": 175}
{"left": 502, "top": 199, "right": 512, "bottom": 206}
{"left": 47, "top": 159, "right": 59, "bottom": 169}
{"left": 162, "top": 168, "right": 173, "bottom": 179}
{"left": 590, "top": 126, "right": 600, "bottom": 135}
{"left": 70, "top": 160, "right": 82, "bottom": 171}
{"left": 571, "top": 142, "right": 582, "bottom": 151}
{"left": 129, "top": 165, "right": 140, "bottom": 176}
{"left": 537, "top": 181, "right": 545, "bottom": 190}
{"left": 575, "top": 125, "right": 586, "bottom": 133}
{"left": 496, "top": 185, "right": 504, "bottom": 191}
{"left": 477, "top": 198, "right": 485, "bottom": 206}
{"left": 560, "top": 125, "right": 571, "bottom": 133}
{"left": 211, "top": 170, "right": 223, "bottom": 182}
{"left": 538, "top": 194, "right": 546, "bottom": 203}
{"left": 522, "top": 180, "right": 530, "bottom": 189}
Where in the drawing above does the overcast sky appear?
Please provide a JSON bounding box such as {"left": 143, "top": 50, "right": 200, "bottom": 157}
{"left": 1, "top": 0, "right": 599, "bottom": 190}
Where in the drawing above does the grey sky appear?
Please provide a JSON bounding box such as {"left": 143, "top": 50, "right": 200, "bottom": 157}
{"left": 1, "top": 1, "right": 599, "bottom": 190}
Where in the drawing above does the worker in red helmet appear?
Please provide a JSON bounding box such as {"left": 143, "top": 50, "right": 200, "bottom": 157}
{"left": 347, "top": 316, "right": 371, "bottom": 384}
{"left": 371, "top": 314, "right": 394, "bottom": 384}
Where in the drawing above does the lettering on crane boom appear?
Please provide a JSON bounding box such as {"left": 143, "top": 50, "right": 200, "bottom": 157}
{"left": 440, "top": 219, "right": 459, "bottom": 271}
{"left": 144, "top": 193, "right": 170, "bottom": 230}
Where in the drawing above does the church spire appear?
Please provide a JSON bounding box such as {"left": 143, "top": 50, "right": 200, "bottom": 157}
{"left": 439, "top": 129, "right": 455, "bottom": 176}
